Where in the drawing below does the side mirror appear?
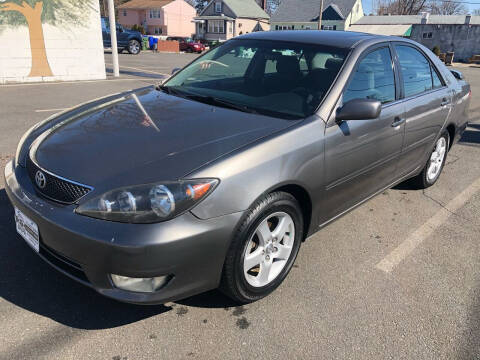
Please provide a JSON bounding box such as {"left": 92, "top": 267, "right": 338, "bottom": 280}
{"left": 450, "top": 70, "right": 464, "bottom": 80}
{"left": 171, "top": 67, "right": 181, "bottom": 75}
{"left": 336, "top": 98, "right": 381, "bottom": 122}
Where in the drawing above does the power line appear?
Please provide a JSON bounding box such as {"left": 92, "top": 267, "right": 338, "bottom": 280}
{"left": 431, "top": 0, "right": 480, "bottom": 4}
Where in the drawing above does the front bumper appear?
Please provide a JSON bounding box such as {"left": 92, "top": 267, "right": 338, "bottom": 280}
{"left": 4, "top": 160, "right": 242, "bottom": 304}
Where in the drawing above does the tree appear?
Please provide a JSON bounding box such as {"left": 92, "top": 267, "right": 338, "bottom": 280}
{"left": 428, "top": 0, "right": 467, "bottom": 15}
{"left": 376, "top": 0, "right": 467, "bottom": 15}
{"left": 265, "top": 0, "right": 281, "bottom": 15}
{"left": 193, "top": 0, "right": 207, "bottom": 13}
{"left": 377, "top": 0, "right": 429, "bottom": 15}
{"left": 0, "top": 0, "right": 93, "bottom": 77}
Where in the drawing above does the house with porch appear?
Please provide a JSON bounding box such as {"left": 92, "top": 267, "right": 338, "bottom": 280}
{"left": 118, "top": 0, "right": 196, "bottom": 36}
{"left": 270, "top": 0, "right": 363, "bottom": 31}
{"left": 194, "top": 0, "right": 270, "bottom": 41}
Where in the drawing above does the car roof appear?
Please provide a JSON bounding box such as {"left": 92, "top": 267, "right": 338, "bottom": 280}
{"left": 235, "top": 30, "right": 388, "bottom": 49}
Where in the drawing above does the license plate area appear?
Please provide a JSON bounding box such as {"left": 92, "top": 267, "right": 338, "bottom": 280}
{"left": 15, "top": 207, "right": 39, "bottom": 253}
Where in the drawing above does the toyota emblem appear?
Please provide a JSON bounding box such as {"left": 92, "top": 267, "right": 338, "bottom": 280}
{"left": 35, "top": 171, "right": 47, "bottom": 189}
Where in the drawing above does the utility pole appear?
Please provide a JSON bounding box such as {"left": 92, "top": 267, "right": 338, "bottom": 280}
{"left": 318, "top": 0, "right": 324, "bottom": 30}
{"left": 107, "top": 0, "right": 120, "bottom": 77}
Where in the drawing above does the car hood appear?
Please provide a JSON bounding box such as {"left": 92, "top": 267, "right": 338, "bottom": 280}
{"left": 30, "top": 87, "right": 294, "bottom": 190}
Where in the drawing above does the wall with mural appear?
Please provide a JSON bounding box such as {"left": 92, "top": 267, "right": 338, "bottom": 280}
{"left": 0, "top": 0, "right": 105, "bottom": 84}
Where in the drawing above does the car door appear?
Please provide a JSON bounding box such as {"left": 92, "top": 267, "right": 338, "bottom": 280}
{"left": 322, "top": 44, "right": 405, "bottom": 223}
{"left": 392, "top": 43, "right": 453, "bottom": 177}
{"left": 116, "top": 24, "right": 129, "bottom": 48}
{"left": 101, "top": 18, "right": 110, "bottom": 47}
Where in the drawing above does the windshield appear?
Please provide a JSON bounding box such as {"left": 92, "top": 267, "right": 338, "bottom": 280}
{"left": 163, "top": 39, "right": 349, "bottom": 119}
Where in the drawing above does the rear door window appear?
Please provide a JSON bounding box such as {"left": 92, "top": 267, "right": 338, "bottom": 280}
{"left": 395, "top": 45, "right": 434, "bottom": 97}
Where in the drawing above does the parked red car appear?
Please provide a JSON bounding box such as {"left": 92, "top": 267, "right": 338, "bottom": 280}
{"left": 166, "top": 37, "right": 205, "bottom": 53}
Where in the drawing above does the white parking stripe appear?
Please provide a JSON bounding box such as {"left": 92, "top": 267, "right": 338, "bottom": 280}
{"left": 35, "top": 108, "right": 69, "bottom": 113}
{"left": 376, "top": 177, "right": 480, "bottom": 273}
{"left": 105, "top": 63, "right": 169, "bottom": 76}
{"left": 0, "top": 78, "right": 151, "bottom": 87}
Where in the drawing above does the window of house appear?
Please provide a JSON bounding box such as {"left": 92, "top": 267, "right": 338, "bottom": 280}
{"left": 395, "top": 45, "right": 434, "bottom": 97}
{"left": 322, "top": 25, "right": 336, "bottom": 30}
{"left": 229, "top": 22, "right": 233, "bottom": 34}
{"left": 215, "top": 2, "right": 222, "bottom": 13}
{"left": 208, "top": 20, "right": 225, "bottom": 33}
{"left": 422, "top": 32, "right": 433, "bottom": 39}
{"left": 123, "top": 10, "right": 127, "bottom": 16}
{"left": 150, "top": 9, "right": 161, "bottom": 18}
{"left": 153, "top": 27, "right": 162, "bottom": 35}
{"left": 343, "top": 47, "right": 396, "bottom": 104}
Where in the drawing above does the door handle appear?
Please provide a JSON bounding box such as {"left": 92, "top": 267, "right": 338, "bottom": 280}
{"left": 441, "top": 98, "right": 450, "bottom": 107}
{"left": 391, "top": 117, "right": 406, "bottom": 127}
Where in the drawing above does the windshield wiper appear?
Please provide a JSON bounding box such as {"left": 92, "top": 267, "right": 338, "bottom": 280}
{"left": 158, "top": 85, "right": 187, "bottom": 97}
{"left": 182, "top": 94, "right": 258, "bottom": 114}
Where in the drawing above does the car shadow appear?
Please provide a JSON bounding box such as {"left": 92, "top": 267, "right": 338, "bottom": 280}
{"left": 177, "top": 290, "right": 238, "bottom": 309}
{"left": 459, "top": 124, "right": 480, "bottom": 147}
{"left": 0, "top": 189, "right": 171, "bottom": 330}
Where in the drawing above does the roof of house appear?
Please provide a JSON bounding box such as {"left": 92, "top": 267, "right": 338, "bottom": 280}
{"left": 349, "top": 24, "right": 413, "bottom": 36}
{"left": 353, "top": 15, "right": 480, "bottom": 25}
{"left": 118, "top": 0, "right": 174, "bottom": 9}
{"left": 195, "top": 15, "right": 235, "bottom": 20}
{"left": 201, "top": 0, "right": 269, "bottom": 19}
{"left": 271, "top": 0, "right": 357, "bottom": 22}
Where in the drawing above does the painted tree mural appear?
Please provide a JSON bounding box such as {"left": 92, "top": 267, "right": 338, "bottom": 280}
{"left": 0, "top": 0, "right": 93, "bottom": 77}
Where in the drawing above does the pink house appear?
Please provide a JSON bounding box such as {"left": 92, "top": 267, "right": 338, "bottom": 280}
{"left": 118, "top": 0, "right": 196, "bottom": 37}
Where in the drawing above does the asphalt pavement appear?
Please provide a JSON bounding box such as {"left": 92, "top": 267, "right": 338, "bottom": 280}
{"left": 0, "top": 52, "right": 479, "bottom": 360}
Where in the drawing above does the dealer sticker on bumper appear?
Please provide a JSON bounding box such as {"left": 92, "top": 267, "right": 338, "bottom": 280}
{"left": 15, "top": 207, "right": 39, "bottom": 253}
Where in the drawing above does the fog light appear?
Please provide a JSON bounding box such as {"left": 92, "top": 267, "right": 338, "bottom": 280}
{"left": 111, "top": 274, "right": 169, "bottom": 293}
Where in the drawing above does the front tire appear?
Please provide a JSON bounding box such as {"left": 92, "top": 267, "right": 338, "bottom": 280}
{"left": 128, "top": 39, "right": 141, "bottom": 55}
{"left": 411, "top": 131, "right": 449, "bottom": 189}
{"left": 220, "top": 192, "right": 303, "bottom": 304}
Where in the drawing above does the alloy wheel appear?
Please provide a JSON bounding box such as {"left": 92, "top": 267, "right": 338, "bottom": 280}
{"left": 427, "top": 137, "right": 447, "bottom": 182}
{"left": 243, "top": 212, "right": 295, "bottom": 287}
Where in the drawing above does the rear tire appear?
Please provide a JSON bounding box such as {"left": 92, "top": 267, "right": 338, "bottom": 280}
{"left": 128, "top": 39, "right": 141, "bottom": 55}
{"left": 411, "top": 131, "right": 449, "bottom": 189}
{"left": 220, "top": 192, "right": 303, "bottom": 304}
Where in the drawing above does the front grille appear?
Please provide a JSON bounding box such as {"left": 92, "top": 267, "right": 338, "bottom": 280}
{"left": 26, "top": 156, "right": 92, "bottom": 204}
{"left": 40, "top": 242, "right": 90, "bottom": 285}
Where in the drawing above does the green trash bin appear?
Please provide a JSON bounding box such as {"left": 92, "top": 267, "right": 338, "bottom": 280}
{"left": 142, "top": 37, "right": 149, "bottom": 51}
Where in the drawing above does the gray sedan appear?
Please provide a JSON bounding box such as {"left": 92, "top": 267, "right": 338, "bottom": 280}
{"left": 4, "top": 31, "right": 470, "bottom": 304}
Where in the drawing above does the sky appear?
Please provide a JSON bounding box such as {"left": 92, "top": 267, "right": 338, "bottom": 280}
{"left": 361, "top": 0, "right": 480, "bottom": 15}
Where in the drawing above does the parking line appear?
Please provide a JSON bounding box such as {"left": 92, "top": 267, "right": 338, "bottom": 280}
{"left": 0, "top": 78, "right": 150, "bottom": 87}
{"left": 35, "top": 108, "right": 69, "bottom": 113}
{"left": 376, "top": 177, "right": 480, "bottom": 273}
{"left": 105, "top": 63, "right": 169, "bottom": 76}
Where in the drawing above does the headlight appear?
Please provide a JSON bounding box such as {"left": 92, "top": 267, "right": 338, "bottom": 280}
{"left": 76, "top": 179, "right": 218, "bottom": 223}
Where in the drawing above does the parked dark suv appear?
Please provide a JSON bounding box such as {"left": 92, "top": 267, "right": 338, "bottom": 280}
{"left": 101, "top": 17, "right": 142, "bottom": 55}
{"left": 166, "top": 36, "right": 205, "bottom": 53}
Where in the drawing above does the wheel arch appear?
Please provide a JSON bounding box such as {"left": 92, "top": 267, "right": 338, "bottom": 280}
{"left": 446, "top": 123, "right": 456, "bottom": 150}
{"left": 268, "top": 183, "right": 313, "bottom": 241}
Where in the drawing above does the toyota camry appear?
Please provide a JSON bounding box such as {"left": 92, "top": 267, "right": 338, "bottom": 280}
{"left": 4, "top": 31, "right": 470, "bottom": 304}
